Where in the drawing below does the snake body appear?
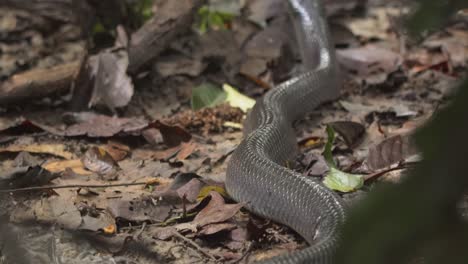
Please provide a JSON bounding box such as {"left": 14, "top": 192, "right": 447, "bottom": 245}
{"left": 225, "top": 0, "right": 346, "bottom": 263}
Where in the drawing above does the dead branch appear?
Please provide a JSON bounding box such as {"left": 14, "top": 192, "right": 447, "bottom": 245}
{"left": 0, "top": 61, "right": 81, "bottom": 105}
{"left": 128, "top": 0, "right": 205, "bottom": 73}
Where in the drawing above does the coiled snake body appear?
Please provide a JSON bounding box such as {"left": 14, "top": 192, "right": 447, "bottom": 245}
{"left": 225, "top": 0, "right": 346, "bottom": 263}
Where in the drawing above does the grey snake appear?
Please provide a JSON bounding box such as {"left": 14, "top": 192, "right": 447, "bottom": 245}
{"left": 225, "top": 0, "right": 346, "bottom": 263}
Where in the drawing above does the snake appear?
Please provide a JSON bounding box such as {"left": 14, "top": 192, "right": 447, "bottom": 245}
{"left": 225, "top": 0, "right": 347, "bottom": 263}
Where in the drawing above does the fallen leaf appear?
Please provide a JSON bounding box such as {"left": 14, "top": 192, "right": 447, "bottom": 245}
{"left": 176, "top": 141, "right": 198, "bottom": 160}
{"left": 191, "top": 82, "right": 227, "bottom": 110}
{"left": 89, "top": 51, "right": 133, "bottom": 110}
{"left": 43, "top": 159, "right": 92, "bottom": 175}
{"left": 365, "top": 134, "right": 418, "bottom": 171}
{"left": 198, "top": 222, "right": 237, "bottom": 235}
{"left": 301, "top": 152, "right": 329, "bottom": 177}
{"left": 149, "top": 120, "right": 192, "bottom": 147}
{"left": 323, "top": 126, "right": 363, "bottom": 192}
{"left": 108, "top": 196, "right": 173, "bottom": 223}
{"left": 323, "top": 167, "right": 364, "bottom": 192}
{"left": 63, "top": 112, "right": 148, "bottom": 137}
{"left": 328, "top": 121, "right": 366, "bottom": 148}
{"left": 197, "top": 185, "right": 228, "bottom": 201}
{"left": 176, "top": 178, "right": 205, "bottom": 203}
{"left": 346, "top": 7, "right": 407, "bottom": 40}
{"left": 0, "top": 143, "right": 75, "bottom": 159}
{"left": 340, "top": 100, "right": 417, "bottom": 118}
{"left": 102, "top": 141, "right": 130, "bottom": 162}
{"left": 193, "top": 191, "right": 243, "bottom": 227}
{"left": 337, "top": 45, "right": 401, "bottom": 77}
{"left": 223, "top": 84, "right": 255, "bottom": 113}
{"left": 0, "top": 166, "right": 56, "bottom": 189}
{"left": 81, "top": 147, "right": 118, "bottom": 175}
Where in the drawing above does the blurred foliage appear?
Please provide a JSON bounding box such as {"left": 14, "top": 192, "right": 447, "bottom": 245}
{"left": 408, "top": 0, "right": 468, "bottom": 35}
{"left": 335, "top": 1, "right": 468, "bottom": 263}
{"left": 90, "top": 0, "right": 153, "bottom": 36}
{"left": 191, "top": 83, "right": 227, "bottom": 110}
{"left": 128, "top": 0, "right": 154, "bottom": 27}
{"left": 196, "top": 5, "right": 235, "bottom": 34}
{"left": 191, "top": 83, "right": 254, "bottom": 112}
{"left": 222, "top": 84, "right": 255, "bottom": 113}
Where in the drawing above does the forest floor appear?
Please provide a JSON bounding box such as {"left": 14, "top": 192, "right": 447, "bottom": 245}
{"left": 0, "top": 0, "right": 467, "bottom": 263}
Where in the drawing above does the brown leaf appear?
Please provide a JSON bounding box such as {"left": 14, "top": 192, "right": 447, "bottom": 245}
{"left": 102, "top": 141, "right": 130, "bottom": 162}
{"left": 337, "top": 45, "right": 401, "bottom": 84}
{"left": 198, "top": 222, "right": 237, "bottom": 236}
{"left": 64, "top": 112, "right": 147, "bottom": 137}
{"left": 365, "top": 134, "right": 419, "bottom": 171}
{"left": 0, "top": 165, "right": 60, "bottom": 189}
{"left": 328, "top": 121, "right": 365, "bottom": 148}
{"left": 43, "top": 159, "right": 92, "bottom": 175}
{"left": 176, "top": 141, "right": 197, "bottom": 160}
{"left": 107, "top": 196, "right": 173, "bottom": 223}
{"left": 176, "top": 178, "right": 205, "bottom": 203}
{"left": 149, "top": 120, "right": 191, "bottom": 147}
{"left": 0, "top": 143, "right": 75, "bottom": 159}
{"left": 193, "top": 191, "right": 243, "bottom": 227}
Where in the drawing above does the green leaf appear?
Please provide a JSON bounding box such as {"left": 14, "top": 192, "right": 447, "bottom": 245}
{"left": 323, "top": 167, "right": 364, "bottom": 192}
{"left": 323, "top": 125, "right": 364, "bottom": 192}
{"left": 195, "top": 3, "right": 237, "bottom": 34}
{"left": 136, "top": 0, "right": 154, "bottom": 21}
{"left": 223, "top": 84, "right": 255, "bottom": 113}
{"left": 191, "top": 83, "right": 227, "bottom": 110}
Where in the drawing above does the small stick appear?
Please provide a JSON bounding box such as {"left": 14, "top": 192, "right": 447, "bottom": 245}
{"left": 171, "top": 230, "right": 218, "bottom": 261}
{"left": 0, "top": 182, "right": 149, "bottom": 193}
{"left": 364, "top": 161, "right": 419, "bottom": 181}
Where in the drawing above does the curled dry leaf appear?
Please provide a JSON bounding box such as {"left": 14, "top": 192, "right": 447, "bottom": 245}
{"left": 81, "top": 147, "right": 118, "bottom": 175}
{"left": 89, "top": 51, "right": 133, "bottom": 110}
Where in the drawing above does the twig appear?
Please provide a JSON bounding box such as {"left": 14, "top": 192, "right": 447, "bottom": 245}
{"left": 0, "top": 182, "right": 149, "bottom": 193}
{"left": 171, "top": 230, "right": 218, "bottom": 262}
{"left": 364, "top": 161, "right": 419, "bottom": 181}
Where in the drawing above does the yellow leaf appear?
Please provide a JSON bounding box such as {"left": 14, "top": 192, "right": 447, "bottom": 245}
{"left": 43, "top": 159, "right": 92, "bottom": 175}
{"left": 197, "top": 186, "right": 227, "bottom": 201}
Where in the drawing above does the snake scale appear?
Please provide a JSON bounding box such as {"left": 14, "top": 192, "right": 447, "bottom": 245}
{"left": 225, "top": 0, "right": 347, "bottom": 263}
